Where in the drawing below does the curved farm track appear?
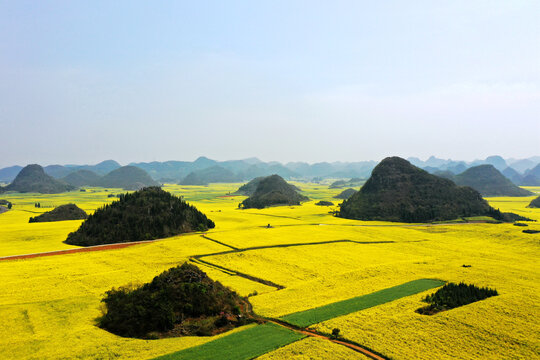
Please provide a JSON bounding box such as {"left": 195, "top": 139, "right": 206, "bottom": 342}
{"left": 265, "top": 318, "right": 388, "bottom": 360}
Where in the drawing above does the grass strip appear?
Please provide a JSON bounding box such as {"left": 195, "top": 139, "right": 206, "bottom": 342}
{"left": 152, "top": 323, "right": 305, "bottom": 360}
{"left": 280, "top": 278, "right": 446, "bottom": 327}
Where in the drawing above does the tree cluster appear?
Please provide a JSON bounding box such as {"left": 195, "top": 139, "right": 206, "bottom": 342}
{"left": 417, "top": 282, "right": 498, "bottom": 315}
{"left": 315, "top": 200, "right": 334, "bottom": 206}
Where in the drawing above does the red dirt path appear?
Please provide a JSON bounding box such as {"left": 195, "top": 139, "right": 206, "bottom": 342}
{"left": 268, "top": 320, "right": 386, "bottom": 360}
{"left": 0, "top": 240, "right": 155, "bottom": 261}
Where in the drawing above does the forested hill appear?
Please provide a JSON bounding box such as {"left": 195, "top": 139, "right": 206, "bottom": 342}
{"left": 338, "top": 157, "right": 506, "bottom": 223}
{"left": 452, "top": 165, "right": 533, "bottom": 197}
{"left": 240, "top": 174, "right": 308, "bottom": 209}
{"left": 65, "top": 187, "right": 215, "bottom": 246}
{"left": 93, "top": 166, "right": 159, "bottom": 190}
{"left": 0, "top": 164, "right": 74, "bottom": 194}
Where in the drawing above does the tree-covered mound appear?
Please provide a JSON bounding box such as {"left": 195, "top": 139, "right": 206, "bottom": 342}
{"left": 234, "top": 177, "right": 264, "bottom": 195}
{"left": 239, "top": 175, "right": 308, "bottom": 209}
{"left": 528, "top": 196, "right": 540, "bottom": 208}
{"left": 315, "top": 200, "right": 334, "bottom": 206}
{"left": 338, "top": 157, "right": 503, "bottom": 223}
{"left": 94, "top": 166, "right": 159, "bottom": 190}
{"left": 453, "top": 165, "right": 533, "bottom": 197}
{"left": 61, "top": 169, "right": 101, "bottom": 187}
{"left": 334, "top": 188, "right": 357, "bottom": 199}
{"left": 417, "top": 282, "right": 498, "bottom": 315}
{"left": 235, "top": 176, "right": 301, "bottom": 196}
{"left": 179, "top": 166, "right": 241, "bottom": 185}
{"left": 0, "top": 164, "right": 75, "bottom": 194}
{"left": 29, "top": 204, "right": 87, "bottom": 223}
{"left": 99, "top": 263, "right": 252, "bottom": 338}
{"left": 65, "top": 187, "right": 214, "bottom": 246}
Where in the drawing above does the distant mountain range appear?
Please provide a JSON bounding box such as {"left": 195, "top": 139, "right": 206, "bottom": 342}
{"left": 0, "top": 164, "right": 158, "bottom": 193}
{"left": 1, "top": 155, "right": 539, "bottom": 186}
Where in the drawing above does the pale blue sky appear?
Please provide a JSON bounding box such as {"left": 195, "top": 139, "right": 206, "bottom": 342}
{"left": 1, "top": 1, "right": 539, "bottom": 167}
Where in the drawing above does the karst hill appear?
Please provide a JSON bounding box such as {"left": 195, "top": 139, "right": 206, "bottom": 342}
{"left": 329, "top": 177, "right": 364, "bottom": 189}
{"left": 29, "top": 204, "right": 88, "bottom": 223}
{"left": 0, "top": 164, "right": 74, "bottom": 194}
{"left": 235, "top": 176, "right": 300, "bottom": 196}
{"left": 528, "top": 196, "right": 540, "bottom": 208}
{"left": 65, "top": 187, "right": 215, "bottom": 246}
{"left": 453, "top": 165, "right": 533, "bottom": 197}
{"left": 334, "top": 188, "right": 357, "bottom": 200}
{"left": 61, "top": 170, "right": 101, "bottom": 187}
{"left": 93, "top": 166, "right": 159, "bottom": 190}
{"left": 180, "top": 166, "right": 241, "bottom": 185}
{"left": 239, "top": 174, "right": 308, "bottom": 209}
{"left": 338, "top": 157, "right": 505, "bottom": 223}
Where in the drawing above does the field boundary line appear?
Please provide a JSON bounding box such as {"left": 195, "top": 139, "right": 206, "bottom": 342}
{"left": 190, "top": 257, "right": 285, "bottom": 289}
{"left": 200, "top": 234, "right": 238, "bottom": 250}
{"left": 193, "top": 239, "right": 395, "bottom": 259}
{"left": 190, "top": 239, "right": 397, "bottom": 291}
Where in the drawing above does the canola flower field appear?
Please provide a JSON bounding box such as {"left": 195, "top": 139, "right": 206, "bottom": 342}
{"left": 0, "top": 184, "right": 538, "bottom": 359}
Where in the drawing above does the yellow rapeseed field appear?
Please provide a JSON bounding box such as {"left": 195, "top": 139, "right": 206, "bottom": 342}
{"left": 0, "top": 184, "right": 538, "bottom": 359}
{"left": 257, "top": 337, "right": 369, "bottom": 359}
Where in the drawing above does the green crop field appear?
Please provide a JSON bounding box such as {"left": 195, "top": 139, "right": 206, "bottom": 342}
{"left": 153, "top": 323, "right": 305, "bottom": 360}
{"left": 279, "top": 279, "right": 446, "bottom": 327}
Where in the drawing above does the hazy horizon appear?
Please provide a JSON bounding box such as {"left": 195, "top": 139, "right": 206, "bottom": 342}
{"left": 1, "top": 1, "right": 539, "bottom": 168}
{"left": 2, "top": 153, "right": 540, "bottom": 170}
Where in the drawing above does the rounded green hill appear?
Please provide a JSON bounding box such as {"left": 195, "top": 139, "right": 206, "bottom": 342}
{"left": 99, "top": 263, "right": 253, "bottom": 338}
{"left": 65, "top": 187, "right": 214, "bottom": 246}
{"left": 239, "top": 175, "right": 308, "bottom": 209}
{"left": 93, "top": 166, "right": 159, "bottom": 190}
{"left": 0, "top": 164, "right": 75, "bottom": 194}
{"left": 334, "top": 188, "right": 357, "bottom": 199}
{"left": 528, "top": 196, "right": 540, "bottom": 208}
{"left": 338, "top": 157, "right": 506, "bottom": 223}
{"left": 29, "top": 204, "right": 87, "bottom": 223}
{"left": 61, "top": 170, "right": 101, "bottom": 187}
{"left": 453, "top": 165, "right": 533, "bottom": 197}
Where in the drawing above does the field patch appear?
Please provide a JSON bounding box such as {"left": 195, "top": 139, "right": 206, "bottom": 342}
{"left": 280, "top": 279, "right": 445, "bottom": 327}
{"left": 153, "top": 323, "right": 305, "bottom": 360}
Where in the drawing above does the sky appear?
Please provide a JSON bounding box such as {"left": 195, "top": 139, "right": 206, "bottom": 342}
{"left": 0, "top": 0, "right": 539, "bottom": 167}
